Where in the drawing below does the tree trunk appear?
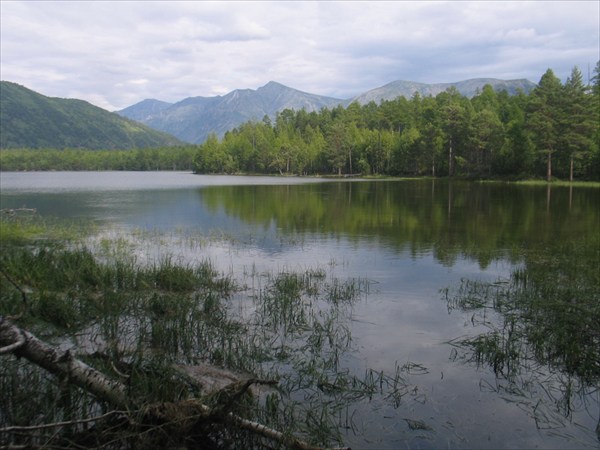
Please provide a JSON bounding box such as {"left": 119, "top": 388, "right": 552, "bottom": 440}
{"left": 0, "top": 317, "right": 350, "bottom": 450}
{"left": 448, "top": 138, "right": 454, "bottom": 177}
{"left": 570, "top": 154, "right": 574, "bottom": 182}
{"left": 348, "top": 147, "right": 352, "bottom": 175}
{"left": 547, "top": 150, "right": 552, "bottom": 182}
{"left": 0, "top": 317, "right": 131, "bottom": 410}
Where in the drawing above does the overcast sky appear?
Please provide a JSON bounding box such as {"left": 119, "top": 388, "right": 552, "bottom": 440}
{"left": 1, "top": 1, "right": 598, "bottom": 111}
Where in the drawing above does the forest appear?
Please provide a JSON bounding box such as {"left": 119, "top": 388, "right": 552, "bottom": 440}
{"left": 0, "top": 146, "right": 196, "bottom": 171}
{"left": 192, "top": 66, "right": 599, "bottom": 181}
{"left": 1, "top": 65, "right": 598, "bottom": 180}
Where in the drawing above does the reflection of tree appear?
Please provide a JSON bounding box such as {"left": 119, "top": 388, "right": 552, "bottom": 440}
{"left": 198, "top": 181, "right": 599, "bottom": 269}
{"left": 446, "top": 236, "right": 600, "bottom": 445}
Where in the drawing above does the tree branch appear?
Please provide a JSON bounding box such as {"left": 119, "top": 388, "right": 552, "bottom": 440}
{"left": 0, "top": 317, "right": 351, "bottom": 450}
{"left": 0, "top": 410, "right": 126, "bottom": 433}
{"left": 0, "top": 317, "right": 131, "bottom": 410}
{"left": 0, "top": 326, "right": 25, "bottom": 354}
{"left": 229, "top": 413, "right": 351, "bottom": 450}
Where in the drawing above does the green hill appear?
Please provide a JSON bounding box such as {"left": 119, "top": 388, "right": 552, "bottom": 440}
{"left": 0, "top": 81, "right": 183, "bottom": 149}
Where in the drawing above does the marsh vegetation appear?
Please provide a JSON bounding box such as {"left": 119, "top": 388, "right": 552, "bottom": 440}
{"left": 0, "top": 214, "right": 413, "bottom": 449}
{"left": 444, "top": 236, "right": 600, "bottom": 444}
{"left": 1, "top": 174, "right": 599, "bottom": 449}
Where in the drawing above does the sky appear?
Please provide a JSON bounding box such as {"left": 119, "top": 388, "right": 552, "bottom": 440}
{"left": 1, "top": 1, "right": 599, "bottom": 111}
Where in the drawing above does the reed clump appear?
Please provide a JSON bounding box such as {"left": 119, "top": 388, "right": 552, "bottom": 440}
{"left": 445, "top": 235, "right": 600, "bottom": 438}
{"left": 0, "top": 215, "right": 411, "bottom": 449}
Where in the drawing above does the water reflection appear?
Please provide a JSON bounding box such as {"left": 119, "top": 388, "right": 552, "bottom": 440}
{"left": 1, "top": 174, "right": 599, "bottom": 448}
{"left": 3, "top": 178, "right": 597, "bottom": 271}
{"left": 446, "top": 235, "right": 600, "bottom": 446}
{"left": 197, "top": 180, "right": 598, "bottom": 268}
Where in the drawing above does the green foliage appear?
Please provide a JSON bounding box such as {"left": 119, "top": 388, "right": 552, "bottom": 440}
{"left": 0, "top": 218, "right": 409, "bottom": 449}
{"left": 2, "top": 64, "right": 599, "bottom": 180}
{"left": 447, "top": 235, "right": 600, "bottom": 383}
{"left": 0, "top": 81, "right": 183, "bottom": 150}
{"left": 189, "top": 64, "right": 599, "bottom": 180}
{"left": 0, "top": 146, "right": 197, "bottom": 171}
{"left": 444, "top": 234, "right": 599, "bottom": 442}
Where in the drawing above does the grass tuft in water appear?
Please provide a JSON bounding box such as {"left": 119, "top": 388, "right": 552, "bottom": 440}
{"left": 1, "top": 217, "right": 416, "bottom": 449}
{"left": 445, "top": 236, "right": 600, "bottom": 444}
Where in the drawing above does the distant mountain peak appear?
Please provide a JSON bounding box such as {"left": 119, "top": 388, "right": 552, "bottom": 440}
{"left": 117, "top": 98, "right": 174, "bottom": 122}
{"left": 117, "top": 77, "right": 536, "bottom": 144}
{"left": 352, "top": 78, "right": 536, "bottom": 104}
{"left": 261, "top": 80, "right": 286, "bottom": 89}
{"left": 118, "top": 80, "right": 343, "bottom": 144}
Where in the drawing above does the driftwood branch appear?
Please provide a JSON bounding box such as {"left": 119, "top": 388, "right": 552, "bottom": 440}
{"left": 1, "top": 207, "right": 37, "bottom": 216}
{"left": 0, "top": 327, "right": 26, "bottom": 354}
{"left": 229, "top": 413, "right": 351, "bottom": 450}
{"left": 0, "top": 410, "right": 126, "bottom": 433}
{"left": 0, "top": 316, "right": 132, "bottom": 410}
{"left": 0, "top": 317, "right": 350, "bottom": 450}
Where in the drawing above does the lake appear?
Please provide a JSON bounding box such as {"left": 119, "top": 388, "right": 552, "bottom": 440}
{"left": 1, "top": 171, "right": 598, "bottom": 449}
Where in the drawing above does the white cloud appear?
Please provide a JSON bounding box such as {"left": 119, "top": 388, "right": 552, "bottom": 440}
{"left": 1, "top": 1, "right": 598, "bottom": 110}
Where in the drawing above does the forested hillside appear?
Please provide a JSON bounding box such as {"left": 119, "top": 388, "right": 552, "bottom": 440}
{"left": 1, "top": 66, "right": 597, "bottom": 179}
{"left": 192, "top": 66, "right": 599, "bottom": 180}
{"left": 117, "top": 79, "right": 535, "bottom": 144}
{"left": 0, "top": 81, "right": 182, "bottom": 149}
{"left": 0, "top": 146, "right": 197, "bottom": 171}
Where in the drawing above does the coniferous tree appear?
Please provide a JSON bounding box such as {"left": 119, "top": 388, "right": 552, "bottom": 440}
{"left": 527, "top": 69, "right": 564, "bottom": 181}
{"left": 586, "top": 61, "right": 600, "bottom": 179}
{"left": 562, "top": 66, "right": 596, "bottom": 180}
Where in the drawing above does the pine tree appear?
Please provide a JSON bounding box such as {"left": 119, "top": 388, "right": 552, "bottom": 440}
{"left": 563, "top": 66, "right": 596, "bottom": 181}
{"left": 527, "top": 69, "right": 564, "bottom": 181}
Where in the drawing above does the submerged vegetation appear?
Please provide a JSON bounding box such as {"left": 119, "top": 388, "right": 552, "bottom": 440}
{"left": 444, "top": 235, "right": 600, "bottom": 444}
{"left": 1, "top": 174, "right": 598, "bottom": 448}
{"left": 0, "top": 213, "right": 416, "bottom": 449}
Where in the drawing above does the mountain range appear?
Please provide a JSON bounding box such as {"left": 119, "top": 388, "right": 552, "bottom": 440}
{"left": 351, "top": 78, "right": 536, "bottom": 104}
{"left": 118, "top": 78, "right": 536, "bottom": 144}
{"left": 0, "top": 81, "right": 183, "bottom": 150}
{"left": 1, "top": 77, "right": 537, "bottom": 150}
{"left": 117, "top": 81, "right": 344, "bottom": 144}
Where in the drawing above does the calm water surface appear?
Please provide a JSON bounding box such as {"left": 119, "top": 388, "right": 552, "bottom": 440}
{"left": 1, "top": 171, "right": 599, "bottom": 449}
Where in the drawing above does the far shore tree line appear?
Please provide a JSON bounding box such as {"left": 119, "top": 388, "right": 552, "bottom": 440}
{"left": 1, "top": 65, "right": 599, "bottom": 180}
{"left": 0, "top": 146, "right": 197, "bottom": 172}
{"left": 192, "top": 66, "right": 599, "bottom": 181}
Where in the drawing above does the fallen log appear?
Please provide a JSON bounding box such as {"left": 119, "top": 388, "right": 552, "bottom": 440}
{"left": 0, "top": 317, "right": 351, "bottom": 450}
{"left": 0, "top": 316, "right": 131, "bottom": 410}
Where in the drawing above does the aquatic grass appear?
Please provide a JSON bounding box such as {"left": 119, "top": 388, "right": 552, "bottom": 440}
{"left": 327, "top": 277, "right": 371, "bottom": 304}
{"left": 229, "top": 266, "right": 419, "bottom": 447}
{"left": 1, "top": 244, "right": 101, "bottom": 292}
{"left": 1, "top": 228, "right": 420, "bottom": 449}
{"left": 0, "top": 212, "right": 45, "bottom": 244}
{"left": 512, "top": 180, "right": 600, "bottom": 188}
{"left": 445, "top": 235, "right": 600, "bottom": 445}
{"left": 447, "top": 275, "right": 600, "bottom": 383}
{"left": 149, "top": 256, "right": 203, "bottom": 292}
{"left": 0, "top": 211, "right": 97, "bottom": 245}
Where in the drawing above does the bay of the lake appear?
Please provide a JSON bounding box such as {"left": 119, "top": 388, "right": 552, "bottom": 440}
{"left": 1, "top": 171, "right": 598, "bottom": 449}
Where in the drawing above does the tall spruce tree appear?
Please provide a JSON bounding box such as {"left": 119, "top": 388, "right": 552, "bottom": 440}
{"left": 527, "top": 69, "right": 564, "bottom": 181}
{"left": 563, "top": 66, "right": 596, "bottom": 181}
